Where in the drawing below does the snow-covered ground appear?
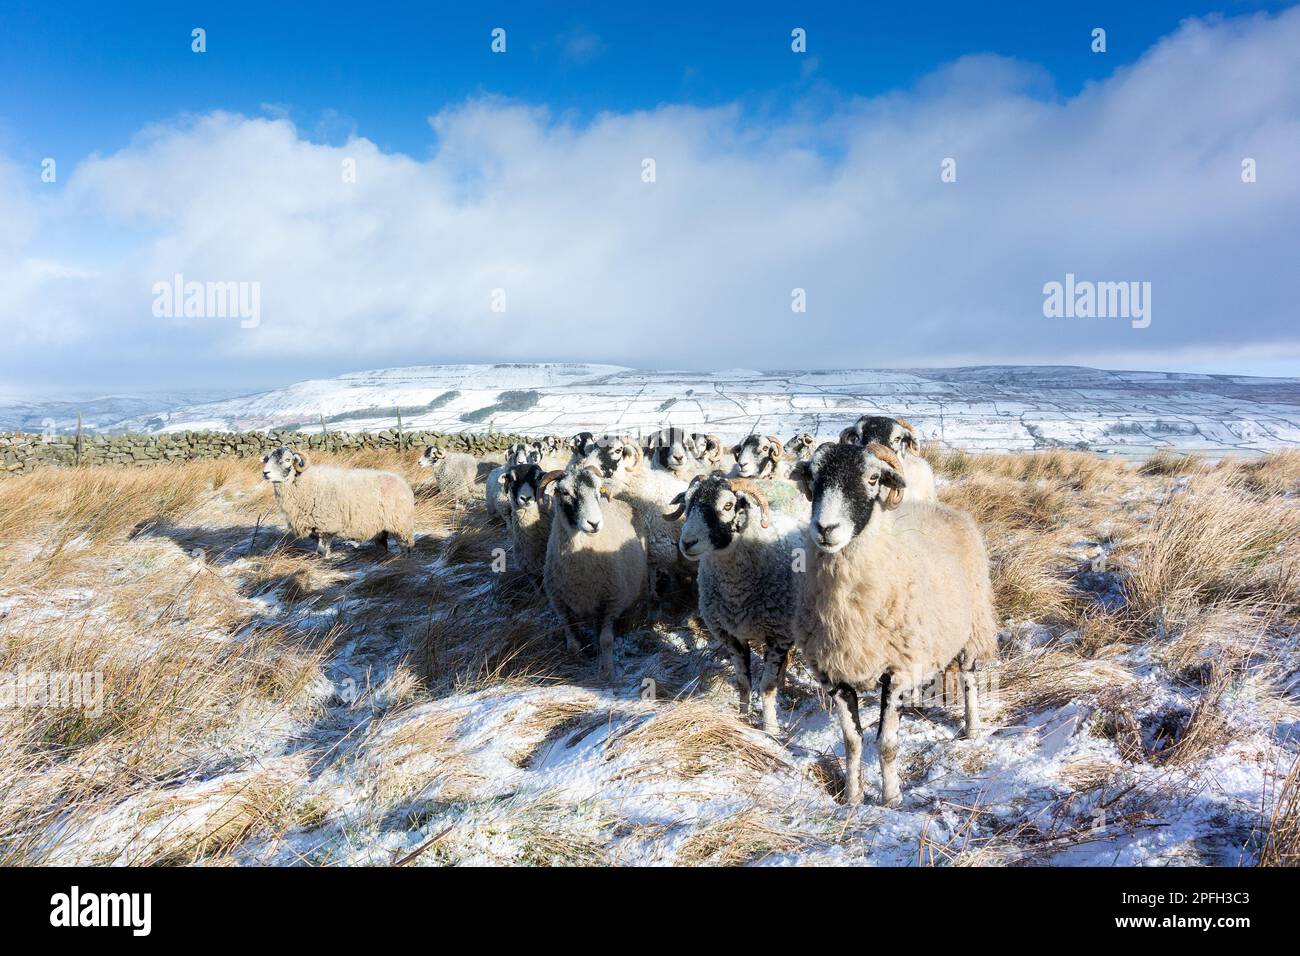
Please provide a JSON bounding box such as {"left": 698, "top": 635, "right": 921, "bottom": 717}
{"left": 5, "top": 455, "right": 1294, "bottom": 867}
{"left": 99, "top": 363, "right": 1300, "bottom": 456}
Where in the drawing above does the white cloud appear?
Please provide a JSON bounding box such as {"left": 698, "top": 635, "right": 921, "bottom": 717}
{"left": 2, "top": 8, "right": 1298, "bottom": 392}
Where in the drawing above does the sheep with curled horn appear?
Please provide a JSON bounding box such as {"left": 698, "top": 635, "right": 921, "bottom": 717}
{"left": 785, "top": 432, "right": 817, "bottom": 462}
{"left": 263, "top": 447, "right": 415, "bottom": 558}
{"left": 794, "top": 441, "right": 995, "bottom": 806}
{"left": 729, "top": 434, "right": 789, "bottom": 479}
{"left": 644, "top": 427, "right": 704, "bottom": 476}
{"left": 667, "top": 473, "right": 805, "bottom": 734}
{"left": 539, "top": 465, "right": 648, "bottom": 681}
{"left": 687, "top": 432, "right": 723, "bottom": 469}
{"left": 837, "top": 415, "right": 937, "bottom": 503}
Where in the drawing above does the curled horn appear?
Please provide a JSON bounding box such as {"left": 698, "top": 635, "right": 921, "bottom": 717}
{"left": 726, "top": 478, "right": 771, "bottom": 529}
{"left": 865, "top": 441, "right": 907, "bottom": 510}
{"left": 536, "top": 469, "right": 566, "bottom": 499}
{"left": 705, "top": 434, "right": 721, "bottom": 462}
{"left": 292, "top": 450, "right": 310, "bottom": 473}
{"left": 623, "top": 438, "right": 643, "bottom": 470}
{"left": 663, "top": 491, "right": 687, "bottom": 521}
{"left": 766, "top": 436, "right": 784, "bottom": 460}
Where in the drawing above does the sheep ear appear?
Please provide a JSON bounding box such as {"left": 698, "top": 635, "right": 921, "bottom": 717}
{"left": 791, "top": 460, "right": 813, "bottom": 500}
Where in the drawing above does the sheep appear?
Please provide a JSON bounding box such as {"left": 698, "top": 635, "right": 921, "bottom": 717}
{"left": 539, "top": 466, "right": 648, "bottom": 681}
{"left": 503, "top": 462, "right": 550, "bottom": 576}
{"left": 689, "top": 432, "right": 724, "bottom": 470}
{"left": 838, "top": 414, "right": 937, "bottom": 502}
{"left": 785, "top": 432, "right": 818, "bottom": 463}
{"left": 575, "top": 433, "right": 690, "bottom": 598}
{"left": 485, "top": 443, "right": 534, "bottom": 521}
{"left": 667, "top": 474, "right": 803, "bottom": 734}
{"left": 644, "top": 428, "right": 722, "bottom": 477}
{"left": 793, "top": 441, "right": 996, "bottom": 807}
{"left": 261, "top": 447, "right": 415, "bottom": 558}
{"left": 730, "top": 434, "right": 790, "bottom": 479}
{"left": 418, "top": 445, "right": 480, "bottom": 506}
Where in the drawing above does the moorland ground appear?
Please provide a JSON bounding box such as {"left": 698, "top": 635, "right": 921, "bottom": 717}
{"left": 1, "top": 445, "right": 1298, "bottom": 865}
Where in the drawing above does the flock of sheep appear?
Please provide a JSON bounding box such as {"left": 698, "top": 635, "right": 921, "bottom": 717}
{"left": 259, "top": 415, "right": 996, "bottom": 807}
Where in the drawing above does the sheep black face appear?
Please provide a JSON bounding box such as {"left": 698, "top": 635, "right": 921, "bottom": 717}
{"left": 262, "top": 447, "right": 307, "bottom": 484}
{"left": 505, "top": 443, "right": 532, "bottom": 467}
{"left": 418, "top": 446, "right": 445, "bottom": 469}
{"left": 676, "top": 475, "right": 772, "bottom": 559}
{"left": 547, "top": 468, "right": 612, "bottom": 535}
{"left": 802, "top": 442, "right": 906, "bottom": 554}
{"left": 839, "top": 415, "right": 917, "bottom": 457}
{"left": 505, "top": 463, "right": 546, "bottom": 513}
{"left": 732, "top": 434, "right": 784, "bottom": 478}
{"left": 576, "top": 434, "right": 640, "bottom": 480}
{"left": 568, "top": 432, "right": 597, "bottom": 457}
{"left": 647, "top": 427, "right": 694, "bottom": 473}
{"left": 786, "top": 432, "right": 817, "bottom": 461}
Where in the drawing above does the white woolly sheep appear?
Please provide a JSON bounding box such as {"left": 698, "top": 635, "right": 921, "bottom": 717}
{"left": 575, "top": 433, "right": 691, "bottom": 598}
{"left": 838, "top": 415, "right": 937, "bottom": 502}
{"left": 504, "top": 462, "right": 551, "bottom": 576}
{"left": 261, "top": 447, "right": 415, "bottom": 558}
{"left": 785, "top": 432, "right": 818, "bottom": 463}
{"left": 667, "top": 474, "right": 804, "bottom": 734}
{"left": 730, "top": 434, "right": 792, "bottom": 479}
{"left": 418, "top": 445, "right": 480, "bottom": 506}
{"left": 794, "top": 441, "right": 996, "bottom": 806}
{"left": 644, "top": 427, "right": 720, "bottom": 478}
{"left": 485, "top": 443, "right": 534, "bottom": 522}
{"left": 539, "top": 466, "right": 648, "bottom": 681}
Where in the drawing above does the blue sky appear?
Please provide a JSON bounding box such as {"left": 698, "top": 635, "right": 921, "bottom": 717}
{"left": 1, "top": 2, "right": 1298, "bottom": 393}
{"left": 3, "top": 1, "right": 1287, "bottom": 167}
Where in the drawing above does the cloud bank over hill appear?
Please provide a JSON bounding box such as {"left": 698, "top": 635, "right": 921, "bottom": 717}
{"left": 2, "top": 8, "right": 1298, "bottom": 391}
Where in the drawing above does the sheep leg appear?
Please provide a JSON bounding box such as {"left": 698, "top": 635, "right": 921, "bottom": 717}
{"left": 959, "top": 648, "right": 982, "bottom": 739}
{"left": 316, "top": 533, "right": 333, "bottom": 559}
{"left": 557, "top": 606, "right": 584, "bottom": 656}
{"left": 721, "top": 633, "right": 752, "bottom": 719}
{"left": 832, "top": 684, "right": 863, "bottom": 805}
{"left": 877, "top": 673, "right": 902, "bottom": 808}
{"left": 597, "top": 616, "right": 616, "bottom": 683}
{"left": 758, "top": 642, "right": 792, "bottom": 736}
{"left": 372, "top": 530, "right": 389, "bottom": 551}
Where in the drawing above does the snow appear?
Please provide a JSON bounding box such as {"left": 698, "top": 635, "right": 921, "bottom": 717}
{"left": 94, "top": 363, "right": 1300, "bottom": 458}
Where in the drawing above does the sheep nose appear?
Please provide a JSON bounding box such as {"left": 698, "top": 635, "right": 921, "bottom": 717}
{"left": 671, "top": 454, "right": 684, "bottom": 464}
{"left": 584, "top": 519, "right": 602, "bottom": 533}
{"left": 815, "top": 521, "right": 840, "bottom": 540}
{"left": 681, "top": 537, "right": 699, "bottom": 553}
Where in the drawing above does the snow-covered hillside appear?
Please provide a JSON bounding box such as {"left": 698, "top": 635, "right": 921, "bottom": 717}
{"left": 96, "top": 363, "right": 1300, "bottom": 455}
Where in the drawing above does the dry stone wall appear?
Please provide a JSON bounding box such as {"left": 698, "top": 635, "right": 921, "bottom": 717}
{"left": 0, "top": 430, "right": 542, "bottom": 475}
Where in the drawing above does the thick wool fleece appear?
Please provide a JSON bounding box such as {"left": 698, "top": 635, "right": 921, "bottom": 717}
{"left": 795, "top": 499, "right": 996, "bottom": 691}
{"left": 275, "top": 464, "right": 415, "bottom": 547}
{"left": 697, "top": 512, "right": 803, "bottom": 648}
{"left": 543, "top": 497, "right": 647, "bottom": 631}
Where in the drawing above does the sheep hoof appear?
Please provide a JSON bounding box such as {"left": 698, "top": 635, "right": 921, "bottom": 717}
{"left": 881, "top": 792, "right": 902, "bottom": 809}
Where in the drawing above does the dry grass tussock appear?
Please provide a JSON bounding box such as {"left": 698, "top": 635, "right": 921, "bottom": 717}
{"left": 1122, "top": 473, "right": 1300, "bottom": 631}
